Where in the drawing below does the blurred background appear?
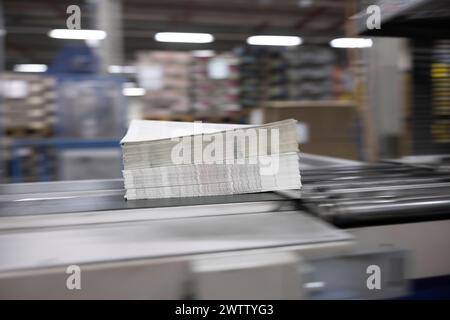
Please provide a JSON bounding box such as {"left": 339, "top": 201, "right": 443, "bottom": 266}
{"left": 0, "top": 0, "right": 448, "bottom": 183}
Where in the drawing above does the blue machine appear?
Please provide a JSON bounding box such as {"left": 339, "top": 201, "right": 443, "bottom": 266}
{"left": 7, "top": 44, "right": 127, "bottom": 182}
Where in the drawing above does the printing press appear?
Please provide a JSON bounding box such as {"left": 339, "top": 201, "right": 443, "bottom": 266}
{"left": 1, "top": 154, "right": 449, "bottom": 299}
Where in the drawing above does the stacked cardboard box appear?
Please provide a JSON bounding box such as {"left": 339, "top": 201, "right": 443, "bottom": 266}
{"left": 0, "top": 73, "right": 57, "bottom": 181}
{"left": 1, "top": 73, "right": 56, "bottom": 137}
{"left": 261, "top": 101, "right": 358, "bottom": 159}
{"left": 191, "top": 53, "right": 240, "bottom": 117}
{"left": 237, "top": 46, "right": 352, "bottom": 107}
{"left": 137, "top": 51, "right": 192, "bottom": 117}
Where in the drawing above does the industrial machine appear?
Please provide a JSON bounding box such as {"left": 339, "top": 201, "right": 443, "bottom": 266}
{"left": 0, "top": 154, "right": 449, "bottom": 299}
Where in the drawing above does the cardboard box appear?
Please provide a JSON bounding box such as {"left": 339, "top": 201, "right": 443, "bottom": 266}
{"left": 261, "top": 101, "right": 358, "bottom": 159}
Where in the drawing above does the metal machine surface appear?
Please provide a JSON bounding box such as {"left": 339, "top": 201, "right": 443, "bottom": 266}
{"left": 1, "top": 154, "right": 448, "bottom": 299}
{"left": 300, "top": 158, "right": 450, "bottom": 286}
{"left": 0, "top": 188, "right": 360, "bottom": 299}
{"left": 301, "top": 163, "right": 450, "bottom": 227}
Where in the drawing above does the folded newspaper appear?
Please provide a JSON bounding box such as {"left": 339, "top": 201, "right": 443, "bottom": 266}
{"left": 121, "top": 119, "right": 301, "bottom": 200}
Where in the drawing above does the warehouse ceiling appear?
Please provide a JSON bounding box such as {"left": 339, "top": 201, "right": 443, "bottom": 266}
{"left": 1, "top": 0, "right": 351, "bottom": 68}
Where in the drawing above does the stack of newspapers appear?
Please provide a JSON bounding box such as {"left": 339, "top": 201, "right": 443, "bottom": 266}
{"left": 121, "top": 119, "right": 301, "bottom": 200}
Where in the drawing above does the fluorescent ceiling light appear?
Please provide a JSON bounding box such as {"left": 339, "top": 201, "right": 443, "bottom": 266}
{"left": 247, "top": 35, "right": 302, "bottom": 46}
{"left": 108, "top": 65, "right": 137, "bottom": 74}
{"left": 48, "top": 29, "right": 107, "bottom": 40}
{"left": 13, "top": 64, "right": 48, "bottom": 73}
{"left": 155, "top": 32, "right": 214, "bottom": 43}
{"left": 192, "top": 50, "right": 215, "bottom": 58}
{"left": 330, "top": 38, "right": 373, "bottom": 48}
{"left": 298, "top": 0, "right": 313, "bottom": 7}
{"left": 123, "top": 87, "right": 145, "bottom": 97}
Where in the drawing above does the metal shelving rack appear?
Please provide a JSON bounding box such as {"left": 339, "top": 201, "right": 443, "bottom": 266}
{"left": 0, "top": 3, "right": 5, "bottom": 182}
{"left": 356, "top": 0, "right": 450, "bottom": 155}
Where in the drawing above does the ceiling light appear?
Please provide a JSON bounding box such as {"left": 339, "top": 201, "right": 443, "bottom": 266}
{"left": 48, "top": 29, "right": 107, "bottom": 40}
{"left": 247, "top": 35, "right": 302, "bottom": 46}
{"left": 192, "top": 50, "right": 215, "bottom": 58}
{"left": 123, "top": 87, "right": 145, "bottom": 97}
{"left": 154, "top": 32, "right": 214, "bottom": 44}
{"left": 298, "top": 0, "right": 313, "bottom": 7}
{"left": 330, "top": 38, "right": 373, "bottom": 48}
{"left": 13, "top": 64, "right": 48, "bottom": 73}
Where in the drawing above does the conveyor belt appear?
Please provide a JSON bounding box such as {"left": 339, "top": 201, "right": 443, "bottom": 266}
{"left": 301, "top": 163, "right": 450, "bottom": 227}
{"left": 0, "top": 210, "right": 352, "bottom": 273}
{"left": 0, "top": 191, "right": 298, "bottom": 217}
{"left": 0, "top": 153, "right": 356, "bottom": 217}
{"left": 0, "top": 179, "right": 124, "bottom": 195}
{"left": 0, "top": 178, "right": 300, "bottom": 217}
{"left": 2, "top": 160, "right": 450, "bottom": 227}
{"left": 0, "top": 201, "right": 295, "bottom": 231}
{"left": 0, "top": 153, "right": 355, "bottom": 276}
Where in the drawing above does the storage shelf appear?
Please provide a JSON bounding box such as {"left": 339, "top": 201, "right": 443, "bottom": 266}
{"left": 261, "top": 100, "right": 355, "bottom": 108}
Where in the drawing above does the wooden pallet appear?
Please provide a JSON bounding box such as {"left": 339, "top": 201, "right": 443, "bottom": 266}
{"left": 4, "top": 127, "right": 53, "bottom": 138}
